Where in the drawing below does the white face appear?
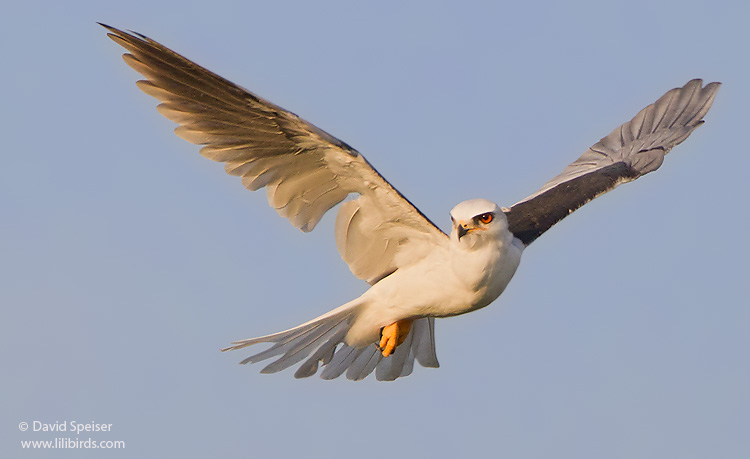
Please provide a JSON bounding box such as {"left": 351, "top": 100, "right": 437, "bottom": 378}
{"left": 449, "top": 199, "right": 506, "bottom": 246}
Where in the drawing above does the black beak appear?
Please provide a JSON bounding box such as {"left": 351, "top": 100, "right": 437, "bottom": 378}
{"left": 457, "top": 224, "right": 469, "bottom": 240}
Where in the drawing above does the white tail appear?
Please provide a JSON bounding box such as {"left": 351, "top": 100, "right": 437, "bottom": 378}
{"left": 222, "top": 301, "right": 439, "bottom": 381}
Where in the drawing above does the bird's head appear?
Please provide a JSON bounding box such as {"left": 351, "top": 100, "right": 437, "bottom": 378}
{"left": 449, "top": 199, "right": 508, "bottom": 248}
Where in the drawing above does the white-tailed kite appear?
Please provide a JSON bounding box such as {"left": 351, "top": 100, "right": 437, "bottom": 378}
{"left": 102, "top": 24, "right": 720, "bottom": 381}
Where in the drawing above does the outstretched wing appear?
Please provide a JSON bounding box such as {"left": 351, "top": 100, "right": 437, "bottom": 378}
{"left": 505, "top": 79, "right": 720, "bottom": 246}
{"left": 102, "top": 24, "right": 448, "bottom": 283}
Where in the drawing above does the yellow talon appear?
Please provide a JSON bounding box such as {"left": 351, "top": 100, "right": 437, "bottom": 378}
{"left": 379, "top": 319, "right": 413, "bottom": 357}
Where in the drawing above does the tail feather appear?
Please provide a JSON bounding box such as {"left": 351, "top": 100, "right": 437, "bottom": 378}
{"left": 346, "top": 347, "right": 382, "bottom": 381}
{"left": 412, "top": 317, "right": 440, "bottom": 368}
{"left": 376, "top": 326, "right": 416, "bottom": 381}
{"left": 239, "top": 323, "right": 323, "bottom": 364}
{"left": 222, "top": 303, "right": 440, "bottom": 381}
{"left": 293, "top": 331, "right": 347, "bottom": 378}
{"left": 221, "top": 301, "right": 356, "bottom": 352}
{"left": 260, "top": 319, "right": 350, "bottom": 374}
{"left": 321, "top": 346, "right": 364, "bottom": 380}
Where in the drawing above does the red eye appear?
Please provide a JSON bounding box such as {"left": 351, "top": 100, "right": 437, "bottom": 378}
{"left": 479, "top": 213, "right": 494, "bottom": 224}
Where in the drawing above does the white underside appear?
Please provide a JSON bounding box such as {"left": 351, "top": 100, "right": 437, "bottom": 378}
{"left": 345, "top": 232, "right": 524, "bottom": 347}
{"left": 223, "top": 217, "right": 525, "bottom": 380}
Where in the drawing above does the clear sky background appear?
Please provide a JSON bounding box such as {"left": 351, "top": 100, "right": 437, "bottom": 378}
{"left": 3, "top": 1, "right": 748, "bottom": 457}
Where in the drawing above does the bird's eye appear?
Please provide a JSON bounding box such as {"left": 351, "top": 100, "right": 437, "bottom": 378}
{"left": 479, "top": 213, "right": 494, "bottom": 224}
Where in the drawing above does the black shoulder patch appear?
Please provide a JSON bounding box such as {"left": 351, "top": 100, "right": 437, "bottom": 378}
{"left": 505, "top": 162, "right": 637, "bottom": 245}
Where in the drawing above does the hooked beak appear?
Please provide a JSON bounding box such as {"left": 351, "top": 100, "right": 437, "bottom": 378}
{"left": 457, "top": 222, "right": 470, "bottom": 240}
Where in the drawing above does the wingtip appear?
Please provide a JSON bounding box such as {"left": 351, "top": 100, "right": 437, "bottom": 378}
{"left": 706, "top": 81, "right": 722, "bottom": 92}
{"left": 99, "top": 22, "right": 129, "bottom": 44}
{"left": 688, "top": 78, "right": 722, "bottom": 92}
{"left": 682, "top": 78, "right": 721, "bottom": 91}
{"left": 98, "top": 22, "right": 118, "bottom": 33}
{"left": 99, "top": 23, "right": 151, "bottom": 44}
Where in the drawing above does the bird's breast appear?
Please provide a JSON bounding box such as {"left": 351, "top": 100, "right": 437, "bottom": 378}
{"left": 449, "top": 237, "right": 524, "bottom": 315}
{"left": 357, "top": 237, "right": 524, "bottom": 324}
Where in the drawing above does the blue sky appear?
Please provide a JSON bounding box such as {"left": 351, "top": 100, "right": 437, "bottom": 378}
{"left": 3, "top": 1, "right": 748, "bottom": 457}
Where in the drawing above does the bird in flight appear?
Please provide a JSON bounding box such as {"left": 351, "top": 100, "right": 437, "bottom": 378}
{"left": 102, "top": 24, "right": 720, "bottom": 381}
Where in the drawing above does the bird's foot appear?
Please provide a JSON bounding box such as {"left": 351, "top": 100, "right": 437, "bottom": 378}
{"left": 379, "top": 319, "right": 413, "bottom": 357}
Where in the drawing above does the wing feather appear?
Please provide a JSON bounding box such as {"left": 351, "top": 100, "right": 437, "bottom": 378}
{"left": 103, "top": 24, "right": 447, "bottom": 282}
{"left": 506, "top": 79, "right": 720, "bottom": 245}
